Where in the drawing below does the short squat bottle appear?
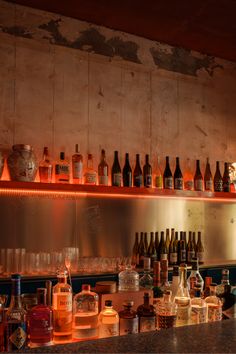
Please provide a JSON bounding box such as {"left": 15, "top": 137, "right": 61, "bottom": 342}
{"left": 55, "top": 152, "right": 70, "bottom": 183}
{"left": 205, "top": 283, "right": 222, "bottom": 322}
{"left": 39, "top": 147, "right": 53, "bottom": 183}
{"left": 119, "top": 301, "right": 138, "bottom": 335}
{"left": 137, "top": 292, "right": 156, "bottom": 332}
{"left": 190, "top": 285, "right": 207, "bottom": 325}
{"left": 98, "top": 300, "right": 119, "bottom": 338}
{"left": 118, "top": 265, "right": 139, "bottom": 292}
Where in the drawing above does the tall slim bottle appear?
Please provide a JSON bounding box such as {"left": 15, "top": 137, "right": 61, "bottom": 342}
{"left": 143, "top": 154, "right": 152, "bottom": 188}
{"left": 223, "top": 162, "right": 231, "bottom": 192}
{"left": 147, "top": 232, "right": 157, "bottom": 267}
{"left": 204, "top": 157, "right": 213, "bottom": 191}
{"left": 72, "top": 144, "right": 83, "bottom": 184}
{"left": 194, "top": 160, "right": 203, "bottom": 191}
{"left": 154, "top": 156, "right": 163, "bottom": 189}
{"left": 186, "top": 232, "right": 195, "bottom": 265}
{"left": 98, "top": 149, "right": 108, "bottom": 186}
{"left": 131, "top": 232, "right": 139, "bottom": 267}
{"left": 169, "top": 229, "right": 178, "bottom": 266}
{"left": 111, "top": 151, "right": 122, "bottom": 187}
{"left": 84, "top": 154, "right": 97, "bottom": 185}
{"left": 174, "top": 264, "right": 191, "bottom": 327}
{"left": 39, "top": 147, "right": 53, "bottom": 183}
{"left": 196, "top": 231, "right": 204, "bottom": 264}
{"left": 214, "top": 161, "right": 223, "bottom": 192}
{"left": 158, "top": 231, "right": 168, "bottom": 261}
{"left": 122, "top": 153, "right": 132, "bottom": 187}
{"left": 133, "top": 154, "right": 143, "bottom": 187}
{"left": 163, "top": 156, "right": 173, "bottom": 189}
{"left": 174, "top": 157, "right": 183, "bottom": 190}
{"left": 154, "top": 232, "right": 159, "bottom": 260}
{"left": 138, "top": 232, "right": 147, "bottom": 268}
{"left": 184, "top": 158, "right": 194, "bottom": 190}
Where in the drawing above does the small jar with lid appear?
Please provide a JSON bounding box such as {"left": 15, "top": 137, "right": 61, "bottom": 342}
{"left": 7, "top": 144, "right": 37, "bottom": 182}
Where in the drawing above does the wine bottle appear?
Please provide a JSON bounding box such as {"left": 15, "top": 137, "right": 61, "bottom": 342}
{"left": 98, "top": 149, "right": 109, "bottom": 186}
{"left": 214, "top": 161, "right": 223, "bottom": 192}
{"left": 144, "top": 232, "right": 149, "bottom": 251}
{"left": 169, "top": 229, "right": 178, "bottom": 266}
{"left": 163, "top": 156, "right": 173, "bottom": 189}
{"left": 196, "top": 231, "right": 204, "bottom": 264}
{"left": 122, "top": 153, "right": 132, "bottom": 187}
{"left": 111, "top": 151, "right": 122, "bottom": 187}
{"left": 178, "top": 232, "right": 186, "bottom": 264}
{"left": 133, "top": 154, "right": 143, "bottom": 187}
{"left": 187, "top": 231, "right": 195, "bottom": 265}
{"left": 204, "top": 158, "right": 213, "bottom": 191}
{"left": 223, "top": 162, "right": 231, "bottom": 192}
{"left": 184, "top": 158, "right": 194, "bottom": 190}
{"left": 154, "top": 156, "right": 163, "bottom": 189}
{"left": 194, "top": 160, "right": 203, "bottom": 191}
{"left": 143, "top": 154, "right": 152, "bottom": 188}
{"left": 147, "top": 232, "right": 157, "bottom": 267}
{"left": 158, "top": 231, "right": 168, "bottom": 261}
{"left": 138, "top": 232, "right": 147, "bottom": 268}
{"left": 131, "top": 232, "right": 139, "bottom": 267}
{"left": 72, "top": 144, "right": 83, "bottom": 184}
{"left": 174, "top": 157, "right": 183, "bottom": 190}
{"left": 165, "top": 228, "right": 171, "bottom": 253}
{"left": 154, "top": 231, "right": 159, "bottom": 259}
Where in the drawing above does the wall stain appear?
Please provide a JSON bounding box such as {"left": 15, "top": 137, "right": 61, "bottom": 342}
{"left": 195, "top": 125, "right": 208, "bottom": 136}
{"left": 150, "top": 46, "right": 223, "bottom": 77}
{"left": 0, "top": 25, "right": 32, "bottom": 39}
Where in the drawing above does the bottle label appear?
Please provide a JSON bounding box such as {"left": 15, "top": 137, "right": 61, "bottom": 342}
{"left": 184, "top": 180, "right": 194, "bottom": 190}
{"left": 84, "top": 172, "right": 97, "bottom": 184}
{"left": 113, "top": 173, "right": 122, "bottom": 187}
{"left": 164, "top": 177, "right": 173, "bottom": 189}
{"left": 119, "top": 318, "right": 138, "bottom": 335}
{"left": 191, "top": 306, "right": 207, "bottom": 324}
{"left": 99, "top": 323, "right": 119, "bottom": 338}
{"left": 195, "top": 180, "right": 203, "bottom": 191}
{"left": 134, "top": 175, "right": 143, "bottom": 187}
{"left": 155, "top": 175, "right": 163, "bottom": 189}
{"left": 98, "top": 175, "right": 108, "bottom": 185}
{"left": 169, "top": 252, "right": 178, "bottom": 264}
{"left": 144, "top": 175, "right": 152, "bottom": 188}
{"left": 174, "top": 178, "right": 183, "bottom": 190}
{"left": 8, "top": 324, "right": 27, "bottom": 350}
{"left": 176, "top": 306, "right": 190, "bottom": 326}
{"left": 208, "top": 305, "right": 222, "bottom": 322}
{"left": 160, "top": 253, "right": 168, "bottom": 261}
{"left": 187, "top": 251, "right": 195, "bottom": 263}
{"left": 180, "top": 250, "right": 186, "bottom": 262}
{"left": 55, "top": 164, "right": 70, "bottom": 175}
{"left": 53, "top": 293, "right": 72, "bottom": 311}
{"left": 214, "top": 181, "right": 223, "bottom": 192}
{"left": 196, "top": 251, "right": 204, "bottom": 262}
{"left": 139, "top": 316, "right": 156, "bottom": 332}
{"left": 73, "top": 161, "right": 83, "bottom": 179}
{"left": 205, "top": 180, "right": 213, "bottom": 191}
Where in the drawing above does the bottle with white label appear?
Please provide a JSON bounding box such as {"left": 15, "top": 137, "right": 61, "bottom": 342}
{"left": 163, "top": 156, "right": 173, "bottom": 189}
{"left": 190, "top": 285, "right": 207, "bottom": 325}
{"left": 174, "top": 157, "right": 183, "bottom": 190}
{"left": 119, "top": 301, "right": 138, "bottom": 336}
{"left": 137, "top": 292, "right": 156, "bottom": 332}
{"left": 52, "top": 271, "right": 73, "bottom": 342}
{"left": 174, "top": 263, "right": 191, "bottom": 327}
{"left": 111, "top": 151, "right": 122, "bottom": 187}
{"left": 98, "top": 149, "right": 109, "bottom": 185}
{"left": 72, "top": 144, "right": 83, "bottom": 184}
{"left": 84, "top": 154, "right": 97, "bottom": 185}
{"left": 98, "top": 300, "right": 119, "bottom": 338}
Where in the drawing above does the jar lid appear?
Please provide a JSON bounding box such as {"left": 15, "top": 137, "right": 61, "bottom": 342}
{"left": 12, "top": 144, "right": 32, "bottom": 151}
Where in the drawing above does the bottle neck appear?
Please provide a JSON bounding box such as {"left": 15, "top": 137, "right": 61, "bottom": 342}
{"left": 37, "top": 293, "right": 47, "bottom": 306}
{"left": 87, "top": 156, "right": 93, "bottom": 169}
{"left": 179, "top": 267, "right": 187, "bottom": 288}
{"left": 10, "top": 279, "right": 22, "bottom": 308}
{"left": 57, "top": 276, "right": 67, "bottom": 284}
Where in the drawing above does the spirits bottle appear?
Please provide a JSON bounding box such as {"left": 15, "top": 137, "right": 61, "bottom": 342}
{"left": 55, "top": 152, "right": 70, "bottom": 183}
{"left": 84, "top": 153, "right": 97, "bottom": 185}
{"left": 122, "top": 153, "right": 132, "bottom": 187}
{"left": 111, "top": 151, "right": 122, "bottom": 187}
{"left": 178, "top": 232, "right": 186, "bottom": 264}
{"left": 158, "top": 231, "right": 168, "bottom": 261}
{"left": 154, "top": 232, "right": 159, "bottom": 259}
{"left": 196, "top": 231, "right": 204, "bottom": 264}
{"left": 131, "top": 232, "right": 139, "bottom": 267}
{"left": 223, "top": 162, "right": 231, "bottom": 192}
{"left": 137, "top": 292, "right": 156, "bottom": 333}
{"left": 187, "top": 257, "right": 204, "bottom": 296}
{"left": 143, "top": 154, "right": 152, "bottom": 188}
{"left": 72, "top": 284, "right": 99, "bottom": 341}
{"left": 147, "top": 232, "right": 157, "bottom": 267}
{"left": 144, "top": 232, "right": 149, "bottom": 252}
{"left": 157, "top": 290, "right": 177, "bottom": 329}
{"left": 190, "top": 285, "right": 207, "bottom": 325}
{"left": 5, "top": 274, "right": 27, "bottom": 352}
{"left": 52, "top": 271, "right": 73, "bottom": 342}
{"left": 72, "top": 144, "right": 83, "bottom": 184}
{"left": 186, "top": 231, "right": 195, "bottom": 265}
{"left": 29, "top": 288, "right": 53, "bottom": 347}
{"left": 138, "top": 232, "right": 147, "bottom": 268}
{"left": 133, "top": 154, "right": 143, "bottom": 187}
{"left": 205, "top": 283, "right": 222, "bottom": 322}
{"left": 170, "top": 266, "right": 180, "bottom": 300}
{"left": 39, "top": 146, "right": 53, "bottom": 183}
{"left": 214, "top": 161, "right": 223, "bottom": 192}
{"left": 163, "top": 156, "right": 173, "bottom": 189}
{"left": 174, "top": 157, "right": 183, "bottom": 190}
{"left": 160, "top": 259, "right": 170, "bottom": 293}
{"left": 194, "top": 159, "right": 203, "bottom": 191}
{"left": 98, "top": 149, "right": 108, "bottom": 186}
{"left": 118, "top": 265, "right": 139, "bottom": 291}
{"left": 184, "top": 158, "right": 194, "bottom": 190}
{"left": 119, "top": 301, "right": 138, "bottom": 335}
{"left": 98, "top": 300, "right": 119, "bottom": 338}
{"left": 139, "top": 257, "right": 153, "bottom": 289}
{"left": 174, "top": 263, "right": 191, "bottom": 327}
{"left": 169, "top": 229, "right": 178, "bottom": 266}
{"left": 153, "top": 261, "right": 162, "bottom": 299}
{"left": 216, "top": 269, "right": 230, "bottom": 296}
{"left": 203, "top": 277, "right": 213, "bottom": 298}
{"left": 154, "top": 156, "right": 163, "bottom": 189}
{"left": 220, "top": 284, "right": 236, "bottom": 319}
{"left": 204, "top": 157, "right": 213, "bottom": 191}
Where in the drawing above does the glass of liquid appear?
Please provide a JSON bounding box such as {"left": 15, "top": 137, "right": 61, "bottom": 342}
{"left": 157, "top": 290, "right": 177, "bottom": 330}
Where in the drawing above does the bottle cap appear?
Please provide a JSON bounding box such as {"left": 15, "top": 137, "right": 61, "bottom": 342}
{"left": 60, "top": 151, "right": 65, "bottom": 160}
{"left": 105, "top": 300, "right": 112, "bottom": 307}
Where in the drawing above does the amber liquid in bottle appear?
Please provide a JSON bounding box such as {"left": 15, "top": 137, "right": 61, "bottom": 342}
{"left": 119, "top": 301, "right": 138, "bottom": 335}
{"left": 111, "top": 151, "right": 122, "bottom": 187}
{"left": 137, "top": 293, "right": 156, "bottom": 333}
{"left": 72, "top": 144, "right": 83, "bottom": 184}
{"left": 39, "top": 147, "right": 53, "bottom": 183}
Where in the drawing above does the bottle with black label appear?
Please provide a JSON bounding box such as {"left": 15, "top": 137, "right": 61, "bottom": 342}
{"left": 187, "top": 232, "right": 195, "bottom": 265}
{"left": 204, "top": 157, "right": 213, "bottom": 191}
{"left": 111, "top": 151, "right": 122, "bottom": 187}
{"left": 174, "top": 157, "right": 183, "bottom": 190}
{"left": 119, "top": 301, "right": 138, "bottom": 335}
{"left": 169, "top": 229, "right": 178, "bottom": 266}
{"left": 133, "top": 154, "right": 143, "bottom": 187}
{"left": 122, "top": 153, "right": 132, "bottom": 187}
{"left": 223, "top": 162, "right": 231, "bottom": 192}
{"left": 194, "top": 160, "right": 203, "bottom": 191}
{"left": 214, "top": 161, "right": 223, "bottom": 192}
{"left": 163, "top": 156, "right": 173, "bottom": 189}
{"left": 143, "top": 154, "right": 152, "bottom": 188}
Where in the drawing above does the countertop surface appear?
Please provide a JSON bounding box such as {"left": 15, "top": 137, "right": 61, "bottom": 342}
{"left": 20, "top": 319, "right": 236, "bottom": 353}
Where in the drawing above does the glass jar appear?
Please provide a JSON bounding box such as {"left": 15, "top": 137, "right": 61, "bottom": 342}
{"left": 7, "top": 144, "right": 37, "bottom": 182}
{"left": 118, "top": 265, "right": 139, "bottom": 291}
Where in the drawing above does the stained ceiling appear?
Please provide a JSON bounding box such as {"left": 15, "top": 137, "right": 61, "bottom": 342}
{"left": 7, "top": 0, "right": 236, "bottom": 62}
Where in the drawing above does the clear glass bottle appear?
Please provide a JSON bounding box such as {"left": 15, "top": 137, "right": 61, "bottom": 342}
{"left": 143, "top": 154, "right": 152, "bottom": 188}
{"left": 98, "top": 149, "right": 109, "bottom": 186}
{"left": 194, "top": 159, "right": 203, "bottom": 191}
{"left": 118, "top": 265, "right": 139, "bottom": 291}
{"left": 154, "top": 156, "right": 163, "bottom": 189}
{"left": 119, "top": 300, "right": 138, "bottom": 335}
{"left": 72, "top": 284, "right": 99, "bottom": 341}
{"left": 52, "top": 271, "right": 72, "bottom": 342}
{"left": 133, "top": 154, "right": 143, "bottom": 187}
{"left": 98, "top": 300, "right": 119, "bottom": 338}
{"left": 174, "top": 263, "right": 191, "bottom": 327}
{"left": 216, "top": 269, "right": 230, "bottom": 296}
{"left": 29, "top": 288, "right": 53, "bottom": 347}
{"left": 39, "top": 147, "right": 53, "bottom": 183}
{"left": 137, "top": 292, "right": 156, "bottom": 332}
{"left": 205, "top": 283, "right": 222, "bottom": 322}
{"left": 204, "top": 157, "right": 213, "bottom": 191}
{"left": 55, "top": 152, "right": 70, "bottom": 183}
{"left": 157, "top": 290, "right": 177, "bottom": 329}
{"left": 163, "top": 156, "right": 173, "bottom": 189}
{"left": 111, "top": 151, "right": 122, "bottom": 187}
{"left": 187, "top": 257, "right": 204, "bottom": 297}
{"left": 170, "top": 265, "right": 180, "bottom": 300}
{"left": 72, "top": 144, "right": 83, "bottom": 184}
{"left": 122, "top": 153, "right": 132, "bottom": 187}
{"left": 196, "top": 231, "right": 204, "bottom": 264}
{"left": 139, "top": 257, "right": 153, "bottom": 289}
{"left": 214, "top": 161, "right": 223, "bottom": 192}
{"left": 190, "top": 285, "right": 207, "bottom": 325}
{"left": 5, "top": 274, "right": 27, "bottom": 351}
{"left": 84, "top": 153, "right": 97, "bottom": 185}
{"left": 174, "top": 157, "right": 183, "bottom": 190}
{"left": 184, "top": 158, "right": 194, "bottom": 190}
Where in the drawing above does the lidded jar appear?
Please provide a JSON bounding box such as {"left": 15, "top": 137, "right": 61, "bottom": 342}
{"left": 118, "top": 265, "right": 139, "bottom": 292}
{"left": 7, "top": 144, "right": 37, "bottom": 182}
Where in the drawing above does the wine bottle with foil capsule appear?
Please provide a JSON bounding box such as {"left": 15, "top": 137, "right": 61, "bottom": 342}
{"left": 111, "top": 151, "right": 122, "bottom": 187}
{"left": 133, "top": 154, "right": 143, "bottom": 187}
{"left": 174, "top": 157, "right": 183, "bottom": 190}
{"left": 214, "top": 161, "right": 223, "bottom": 192}
{"left": 204, "top": 157, "right": 213, "bottom": 191}
{"left": 163, "top": 156, "right": 173, "bottom": 189}
{"left": 122, "top": 153, "right": 132, "bottom": 187}
{"left": 143, "top": 154, "right": 152, "bottom": 188}
{"left": 194, "top": 159, "right": 203, "bottom": 191}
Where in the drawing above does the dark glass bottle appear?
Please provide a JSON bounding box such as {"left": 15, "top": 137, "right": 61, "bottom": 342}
{"left": 111, "top": 151, "right": 122, "bottom": 187}
{"left": 163, "top": 156, "right": 173, "bottom": 189}
{"left": 223, "top": 162, "right": 231, "bottom": 192}
{"left": 119, "top": 301, "right": 138, "bottom": 335}
{"left": 220, "top": 284, "right": 236, "bottom": 319}
{"left": 98, "top": 149, "right": 109, "bottom": 186}
{"left": 131, "top": 232, "right": 139, "bottom": 267}
{"left": 138, "top": 232, "right": 147, "bottom": 268}
{"left": 147, "top": 232, "right": 157, "bottom": 267}
{"left": 169, "top": 229, "right": 178, "bottom": 266}
{"left": 165, "top": 228, "right": 171, "bottom": 252}
{"left": 178, "top": 232, "right": 186, "bottom": 264}
{"left": 143, "top": 154, "right": 152, "bottom": 188}
{"left": 204, "top": 158, "right": 213, "bottom": 191}
{"left": 122, "top": 153, "right": 132, "bottom": 187}
{"left": 196, "top": 231, "right": 204, "bottom": 264}
{"left": 144, "top": 232, "right": 149, "bottom": 251}
{"left": 137, "top": 293, "right": 156, "bottom": 333}
{"left": 158, "top": 231, "right": 168, "bottom": 261}
{"left": 194, "top": 160, "right": 203, "bottom": 191}
{"left": 133, "top": 154, "right": 143, "bottom": 187}
{"left": 154, "top": 232, "right": 159, "bottom": 260}
{"left": 192, "top": 232, "right": 197, "bottom": 253}
{"left": 153, "top": 261, "right": 163, "bottom": 299}
{"left": 187, "top": 232, "right": 195, "bottom": 265}
{"left": 214, "top": 161, "right": 223, "bottom": 192}
{"left": 174, "top": 157, "right": 183, "bottom": 190}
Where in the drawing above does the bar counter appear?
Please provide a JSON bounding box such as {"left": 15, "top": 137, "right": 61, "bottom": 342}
{"left": 20, "top": 319, "right": 236, "bottom": 353}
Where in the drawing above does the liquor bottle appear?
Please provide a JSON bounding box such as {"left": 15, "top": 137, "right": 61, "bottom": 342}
{"left": 196, "top": 231, "right": 204, "bottom": 264}
{"left": 187, "top": 257, "right": 204, "bottom": 296}
{"left": 111, "top": 151, "right": 122, "bottom": 187}
{"left": 178, "top": 232, "right": 186, "bottom": 264}
{"left": 157, "top": 290, "right": 177, "bottom": 329}
{"left": 98, "top": 300, "right": 119, "bottom": 338}
{"left": 165, "top": 228, "right": 171, "bottom": 253}
{"left": 52, "top": 271, "right": 72, "bottom": 342}
{"left": 144, "top": 232, "right": 149, "bottom": 252}
{"left": 147, "top": 232, "right": 157, "bottom": 267}
{"left": 152, "top": 261, "right": 162, "bottom": 299}
{"left": 28, "top": 288, "right": 53, "bottom": 347}
{"left": 170, "top": 266, "right": 180, "bottom": 300}
{"left": 118, "top": 265, "right": 139, "bottom": 292}
{"left": 174, "top": 264, "right": 191, "bottom": 327}
{"left": 154, "top": 232, "right": 159, "bottom": 260}
{"left": 139, "top": 257, "right": 153, "bottom": 289}
{"left": 169, "top": 229, "right": 178, "bottom": 266}
{"left": 204, "top": 157, "right": 213, "bottom": 191}
{"left": 214, "top": 161, "right": 223, "bottom": 192}
{"left": 5, "top": 274, "right": 27, "bottom": 351}
{"left": 223, "top": 162, "right": 231, "bottom": 192}
{"left": 131, "top": 232, "right": 139, "bottom": 267}
{"left": 84, "top": 153, "right": 97, "bottom": 185}
{"left": 39, "top": 146, "right": 53, "bottom": 183}
{"left": 122, "top": 153, "right": 132, "bottom": 187}
{"left": 133, "top": 154, "right": 143, "bottom": 187}
{"left": 194, "top": 159, "right": 203, "bottom": 191}
{"left": 137, "top": 292, "right": 156, "bottom": 333}
{"left": 143, "top": 154, "right": 152, "bottom": 188}
{"left": 184, "top": 158, "right": 194, "bottom": 190}
{"left": 205, "top": 283, "right": 222, "bottom": 322}
{"left": 163, "top": 156, "right": 173, "bottom": 189}
{"left": 55, "top": 152, "right": 70, "bottom": 183}
{"left": 174, "top": 157, "right": 183, "bottom": 190}
{"left": 137, "top": 232, "right": 147, "bottom": 268}
{"left": 154, "top": 156, "right": 163, "bottom": 189}
{"left": 158, "top": 231, "right": 168, "bottom": 261}
{"left": 72, "top": 284, "right": 99, "bottom": 341}
{"left": 190, "top": 285, "right": 207, "bottom": 325}
{"left": 72, "top": 144, "right": 83, "bottom": 184}
{"left": 203, "top": 277, "right": 213, "bottom": 298}
{"left": 98, "top": 149, "right": 108, "bottom": 186}
{"left": 186, "top": 231, "right": 195, "bottom": 265}
{"left": 119, "top": 300, "right": 138, "bottom": 335}
{"left": 216, "top": 269, "right": 230, "bottom": 296}
{"left": 160, "top": 259, "right": 170, "bottom": 293}
{"left": 220, "top": 284, "right": 236, "bottom": 319}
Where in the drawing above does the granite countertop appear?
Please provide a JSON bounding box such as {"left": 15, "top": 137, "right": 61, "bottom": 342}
{"left": 20, "top": 319, "right": 236, "bottom": 353}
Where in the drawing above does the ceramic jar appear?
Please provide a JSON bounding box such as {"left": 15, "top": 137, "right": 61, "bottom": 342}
{"left": 7, "top": 144, "right": 38, "bottom": 182}
{"left": 0, "top": 152, "right": 4, "bottom": 179}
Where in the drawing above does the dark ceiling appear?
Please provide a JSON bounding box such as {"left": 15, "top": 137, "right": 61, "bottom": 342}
{"left": 8, "top": 0, "right": 236, "bottom": 62}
